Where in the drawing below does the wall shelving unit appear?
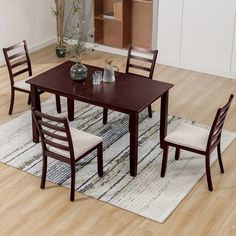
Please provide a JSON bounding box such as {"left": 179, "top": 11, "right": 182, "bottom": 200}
{"left": 94, "top": 0, "right": 153, "bottom": 49}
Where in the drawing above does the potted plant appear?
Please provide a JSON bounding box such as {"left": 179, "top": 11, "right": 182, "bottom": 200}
{"left": 51, "top": 0, "right": 80, "bottom": 58}
{"left": 66, "top": 23, "right": 94, "bottom": 81}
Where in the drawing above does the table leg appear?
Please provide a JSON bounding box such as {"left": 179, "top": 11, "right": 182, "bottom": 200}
{"left": 160, "top": 91, "right": 169, "bottom": 149}
{"left": 55, "top": 95, "right": 61, "bottom": 113}
{"left": 103, "top": 108, "right": 108, "bottom": 124}
{"left": 129, "top": 113, "right": 139, "bottom": 176}
{"left": 31, "top": 85, "right": 41, "bottom": 143}
{"left": 67, "top": 98, "right": 74, "bottom": 121}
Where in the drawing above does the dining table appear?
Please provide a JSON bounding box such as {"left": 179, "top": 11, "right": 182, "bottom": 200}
{"left": 27, "top": 60, "right": 173, "bottom": 176}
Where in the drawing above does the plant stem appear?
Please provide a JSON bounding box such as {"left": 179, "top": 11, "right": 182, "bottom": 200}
{"left": 59, "top": 0, "right": 65, "bottom": 48}
{"left": 76, "top": 53, "right": 81, "bottom": 64}
{"left": 63, "top": 1, "right": 74, "bottom": 39}
{"left": 55, "top": 0, "right": 60, "bottom": 46}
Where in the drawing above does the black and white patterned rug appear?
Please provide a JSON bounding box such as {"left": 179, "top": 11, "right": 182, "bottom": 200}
{"left": 0, "top": 97, "right": 235, "bottom": 223}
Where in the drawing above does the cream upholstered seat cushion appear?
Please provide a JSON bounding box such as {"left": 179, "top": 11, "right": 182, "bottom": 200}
{"left": 14, "top": 77, "right": 31, "bottom": 91}
{"left": 165, "top": 122, "right": 210, "bottom": 151}
{"left": 49, "top": 127, "right": 102, "bottom": 159}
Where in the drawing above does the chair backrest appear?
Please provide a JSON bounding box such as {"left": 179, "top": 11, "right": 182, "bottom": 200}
{"left": 2, "top": 40, "right": 32, "bottom": 86}
{"left": 32, "top": 110, "right": 75, "bottom": 163}
{"left": 125, "top": 44, "right": 158, "bottom": 79}
{"left": 207, "top": 94, "right": 234, "bottom": 152}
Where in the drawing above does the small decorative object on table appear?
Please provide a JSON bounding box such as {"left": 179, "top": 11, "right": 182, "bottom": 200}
{"left": 103, "top": 59, "right": 119, "bottom": 83}
{"left": 92, "top": 71, "right": 103, "bottom": 85}
{"left": 66, "top": 22, "right": 94, "bottom": 81}
{"left": 69, "top": 39, "right": 88, "bottom": 81}
{"left": 70, "top": 62, "right": 88, "bottom": 81}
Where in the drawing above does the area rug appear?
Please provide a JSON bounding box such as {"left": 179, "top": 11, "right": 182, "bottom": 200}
{"left": 0, "top": 97, "right": 235, "bottom": 223}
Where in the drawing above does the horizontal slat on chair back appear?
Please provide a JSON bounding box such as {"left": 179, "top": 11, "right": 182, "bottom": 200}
{"left": 41, "top": 129, "right": 68, "bottom": 141}
{"left": 32, "top": 110, "right": 75, "bottom": 162}
{"left": 44, "top": 139, "right": 70, "bottom": 152}
{"left": 8, "top": 51, "right": 26, "bottom": 60}
{"left": 126, "top": 44, "right": 158, "bottom": 79}
{"left": 11, "top": 60, "right": 28, "bottom": 69}
{"left": 128, "top": 63, "right": 152, "bottom": 72}
{"left": 13, "top": 68, "right": 29, "bottom": 77}
{"left": 38, "top": 120, "right": 66, "bottom": 132}
{"left": 37, "top": 117, "right": 69, "bottom": 152}
{"left": 207, "top": 95, "right": 234, "bottom": 152}
{"left": 2, "top": 40, "right": 32, "bottom": 83}
{"left": 129, "top": 55, "right": 154, "bottom": 63}
{"left": 4, "top": 41, "right": 24, "bottom": 51}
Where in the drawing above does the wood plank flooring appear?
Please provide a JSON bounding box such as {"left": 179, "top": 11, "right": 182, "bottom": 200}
{"left": 0, "top": 45, "right": 236, "bottom": 236}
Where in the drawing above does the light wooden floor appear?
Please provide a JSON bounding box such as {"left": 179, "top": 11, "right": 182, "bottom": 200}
{"left": 0, "top": 45, "right": 236, "bottom": 236}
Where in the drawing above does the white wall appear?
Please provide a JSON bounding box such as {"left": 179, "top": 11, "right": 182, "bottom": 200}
{"left": 0, "top": 1, "right": 4, "bottom": 57}
{"left": 157, "top": 0, "right": 183, "bottom": 65}
{"left": 0, "top": 0, "right": 56, "bottom": 65}
{"left": 157, "top": 0, "right": 236, "bottom": 79}
{"left": 231, "top": 10, "right": 236, "bottom": 77}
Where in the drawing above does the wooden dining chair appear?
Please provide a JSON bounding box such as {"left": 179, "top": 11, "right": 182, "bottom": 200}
{"left": 103, "top": 45, "right": 158, "bottom": 124}
{"left": 32, "top": 109, "right": 103, "bottom": 201}
{"left": 3, "top": 40, "right": 61, "bottom": 115}
{"left": 161, "top": 94, "right": 234, "bottom": 191}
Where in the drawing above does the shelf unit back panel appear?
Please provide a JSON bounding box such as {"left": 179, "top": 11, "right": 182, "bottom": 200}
{"left": 97, "top": 21, "right": 123, "bottom": 48}
{"left": 131, "top": 0, "right": 153, "bottom": 48}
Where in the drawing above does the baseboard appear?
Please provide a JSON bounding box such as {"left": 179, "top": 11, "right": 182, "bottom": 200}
{"left": 29, "top": 37, "right": 57, "bottom": 54}
{"left": 85, "top": 42, "right": 128, "bottom": 57}
{"left": 158, "top": 57, "right": 236, "bottom": 80}
{"left": 0, "top": 37, "right": 57, "bottom": 66}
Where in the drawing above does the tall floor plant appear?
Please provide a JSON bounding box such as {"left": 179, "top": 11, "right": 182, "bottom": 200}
{"left": 51, "top": 0, "right": 80, "bottom": 57}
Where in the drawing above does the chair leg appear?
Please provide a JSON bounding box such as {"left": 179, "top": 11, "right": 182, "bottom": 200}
{"left": 128, "top": 116, "right": 131, "bottom": 132}
{"left": 161, "top": 146, "right": 169, "bottom": 177}
{"left": 70, "top": 163, "right": 76, "bottom": 201}
{"left": 40, "top": 155, "right": 47, "bottom": 189}
{"left": 103, "top": 108, "right": 108, "bottom": 124}
{"left": 27, "top": 93, "right": 31, "bottom": 105}
{"left": 217, "top": 144, "right": 224, "bottom": 173}
{"left": 148, "top": 105, "right": 152, "bottom": 118}
{"left": 175, "top": 148, "right": 180, "bottom": 160}
{"left": 67, "top": 98, "right": 74, "bottom": 121}
{"left": 55, "top": 95, "right": 61, "bottom": 113}
{"left": 8, "top": 88, "right": 15, "bottom": 115}
{"left": 97, "top": 143, "right": 104, "bottom": 177}
{"left": 205, "top": 155, "right": 213, "bottom": 191}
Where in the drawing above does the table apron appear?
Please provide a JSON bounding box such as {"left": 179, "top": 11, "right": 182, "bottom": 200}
{"left": 32, "top": 86, "right": 159, "bottom": 115}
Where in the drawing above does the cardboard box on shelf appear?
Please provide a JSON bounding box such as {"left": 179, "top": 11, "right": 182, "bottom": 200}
{"left": 103, "top": 11, "right": 115, "bottom": 19}
{"left": 114, "top": 2, "right": 122, "bottom": 21}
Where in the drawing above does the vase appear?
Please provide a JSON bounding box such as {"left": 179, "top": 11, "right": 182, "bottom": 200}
{"left": 70, "top": 63, "right": 88, "bottom": 81}
{"left": 56, "top": 47, "right": 66, "bottom": 58}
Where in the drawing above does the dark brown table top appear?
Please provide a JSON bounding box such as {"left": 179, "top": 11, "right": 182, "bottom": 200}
{"left": 27, "top": 61, "right": 173, "bottom": 114}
